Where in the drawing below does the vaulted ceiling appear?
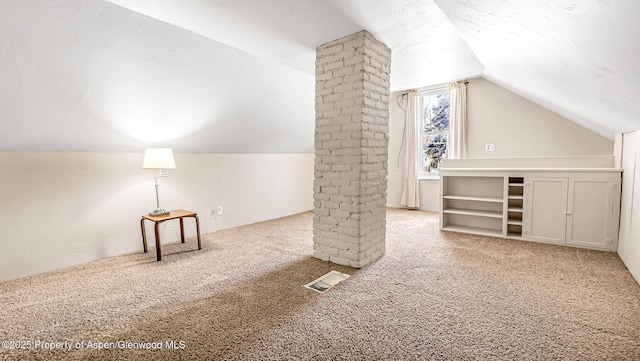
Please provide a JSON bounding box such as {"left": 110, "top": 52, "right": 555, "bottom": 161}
{"left": 1, "top": 0, "right": 638, "bottom": 153}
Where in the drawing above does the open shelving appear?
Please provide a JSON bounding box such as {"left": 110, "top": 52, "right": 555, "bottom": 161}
{"left": 506, "top": 177, "right": 524, "bottom": 238}
{"left": 441, "top": 176, "right": 505, "bottom": 236}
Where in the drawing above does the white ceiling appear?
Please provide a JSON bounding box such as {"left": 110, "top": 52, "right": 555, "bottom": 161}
{"left": 1, "top": 0, "right": 639, "bottom": 153}
{"left": 435, "top": 0, "right": 640, "bottom": 141}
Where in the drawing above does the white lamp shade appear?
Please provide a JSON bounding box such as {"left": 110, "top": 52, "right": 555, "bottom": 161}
{"left": 142, "top": 148, "right": 177, "bottom": 169}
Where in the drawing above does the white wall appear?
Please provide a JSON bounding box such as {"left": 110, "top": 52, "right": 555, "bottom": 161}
{"left": 387, "top": 77, "right": 614, "bottom": 211}
{"left": 618, "top": 131, "right": 640, "bottom": 284}
{"left": 0, "top": 152, "right": 314, "bottom": 282}
{"left": 387, "top": 91, "right": 409, "bottom": 209}
{"left": 466, "top": 78, "right": 614, "bottom": 158}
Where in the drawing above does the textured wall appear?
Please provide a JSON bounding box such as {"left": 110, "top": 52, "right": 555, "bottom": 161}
{"left": 313, "top": 31, "right": 391, "bottom": 268}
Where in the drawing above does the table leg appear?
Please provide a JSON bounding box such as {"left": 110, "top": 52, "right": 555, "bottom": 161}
{"left": 195, "top": 215, "right": 201, "bottom": 250}
{"left": 154, "top": 222, "right": 162, "bottom": 261}
{"left": 180, "top": 217, "right": 185, "bottom": 243}
{"left": 140, "top": 218, "right": 148, "bottom": 253}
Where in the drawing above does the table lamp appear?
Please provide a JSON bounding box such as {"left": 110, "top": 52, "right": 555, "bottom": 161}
{"left": 142, "top": 148, "right": 176, "bottom": 217}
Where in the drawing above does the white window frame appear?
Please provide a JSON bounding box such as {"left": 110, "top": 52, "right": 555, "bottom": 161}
{"left": 418, "top": 84, "right": 450, "bottom": 179}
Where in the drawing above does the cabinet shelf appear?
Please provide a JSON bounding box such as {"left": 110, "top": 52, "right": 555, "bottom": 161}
{"left": 441, "top": 176, "right": 505, "bottom": 239}
{"left": 442, "top": 225, "right": 503, "bottom": 237}
{"left": 507, "top": 178, "right": 524, "bottom": 239}
{"left": 443, "top": 208, "right": 503, "bottom": 218}
{"left": 443, "top": 195, "right": 503, "bottom": 203}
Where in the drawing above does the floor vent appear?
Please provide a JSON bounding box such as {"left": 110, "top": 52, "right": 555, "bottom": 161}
{"left": 303, "top": 270, "right": 350, "bottom": 293}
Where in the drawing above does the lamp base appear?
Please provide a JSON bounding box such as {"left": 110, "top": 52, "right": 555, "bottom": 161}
{"left": 149, "top": 208, "right": 170, "bottom": 217}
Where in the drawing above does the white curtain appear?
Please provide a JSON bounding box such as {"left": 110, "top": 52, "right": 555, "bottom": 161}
{"left": 401, "top": 91, "right": 421, "bottom": 208}
{"left": 448, "top": 81, "right": 467, "bottom": 159}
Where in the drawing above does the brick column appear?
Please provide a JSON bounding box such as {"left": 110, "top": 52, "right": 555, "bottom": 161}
{"left": 313, "top": 30, "right": 391, "bottom": 268}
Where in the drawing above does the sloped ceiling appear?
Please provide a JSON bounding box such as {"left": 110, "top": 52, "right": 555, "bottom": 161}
{"left": 434, "top": 0, "right": 640, "bottom": 141}
{"left": 0, "top": 0, "right": 315, "bottom": 153}
{"left": 1, "top": 0, "right": 638, "bottom": 153}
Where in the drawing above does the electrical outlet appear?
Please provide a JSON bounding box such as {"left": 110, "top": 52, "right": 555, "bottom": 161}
{"left": 485, "top": 143, "right": 495, "bottom": 152}
{"left": 217, "top": 206, "right": 223, "bottom": 216}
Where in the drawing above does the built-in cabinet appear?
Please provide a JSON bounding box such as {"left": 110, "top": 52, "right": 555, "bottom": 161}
{"left": 440, "top": 168, "right": 622, "bottom": 251}
{"left": 524, "top": 177, "right": 621, "bottom": 250}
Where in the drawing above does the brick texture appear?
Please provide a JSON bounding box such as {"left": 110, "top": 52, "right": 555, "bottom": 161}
{"left": 313, "top": 30, "right": 391, "bottom": 268}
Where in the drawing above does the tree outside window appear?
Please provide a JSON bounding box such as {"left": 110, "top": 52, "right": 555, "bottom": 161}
{"left": 421, "top": 88, "right": 450, "bottom": 175}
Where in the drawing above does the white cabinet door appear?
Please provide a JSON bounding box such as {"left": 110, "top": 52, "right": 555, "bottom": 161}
{"left": 566, "top": 178, "right": 621, "bottom": 251}
{"left": 523, "top": 178, "right": 568, "bottom": 245}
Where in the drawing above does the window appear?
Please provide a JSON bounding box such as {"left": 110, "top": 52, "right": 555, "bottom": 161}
{"left": 419, "top": 86, "right": 449, "bottom": 177}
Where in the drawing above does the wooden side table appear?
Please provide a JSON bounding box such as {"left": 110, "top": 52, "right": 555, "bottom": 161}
{"left": 140, "top": 209, "right": 202, "bottom": 261}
